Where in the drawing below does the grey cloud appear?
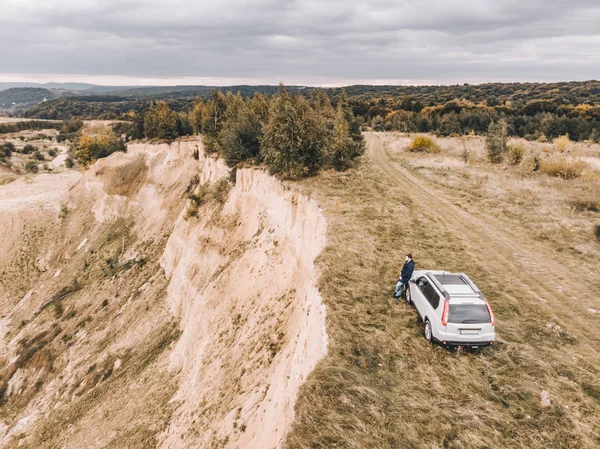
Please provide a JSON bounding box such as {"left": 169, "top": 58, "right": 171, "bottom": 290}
{"left": 0, "top": 0, "right": 599, "bottom": 83}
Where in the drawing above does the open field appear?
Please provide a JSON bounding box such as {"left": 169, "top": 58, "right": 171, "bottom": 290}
{"left": 286, "top": 132, "right": 600, "bottom": 448}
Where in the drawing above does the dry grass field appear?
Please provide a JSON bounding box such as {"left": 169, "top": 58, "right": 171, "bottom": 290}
{"left": 0, "top": 129, "right": 67, "bottom": 176}
{"left": 286, "top": 132, "right": 600, "bottom": 448}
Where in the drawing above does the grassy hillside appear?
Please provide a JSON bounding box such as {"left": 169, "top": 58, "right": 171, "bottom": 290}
{"left": 285, "top": 133, "right": 600, "bottom": 448}
{"left": 0, "top": 88, "right": 55, "bottom": 108}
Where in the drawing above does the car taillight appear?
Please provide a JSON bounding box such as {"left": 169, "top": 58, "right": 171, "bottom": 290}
{"left": 484, "top": 298, "right": 495, "bottom": 326}
{"left": 441, "top": 299, "right": 449, "bottom": 326}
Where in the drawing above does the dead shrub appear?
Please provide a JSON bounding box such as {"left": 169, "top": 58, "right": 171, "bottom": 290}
{"left": 540, "top": 156, "right": 588, "bottom": 180}
{"left": 553, "top": 134, "right": 571, "bottom": 153}
{"left": 570, "top": 186, "right": 600, "bottom": 212}
{"left": 408, "top": 136, "right": 441, "bottom": 153}
{"left": 507, "top": 144, "right": 525, "bottom": 165}
{"left": 103, "top": 156, "right": 148, "bottom": 197}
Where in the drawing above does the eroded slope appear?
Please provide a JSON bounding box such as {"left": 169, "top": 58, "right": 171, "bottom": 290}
{"left": 0, "top": 139, "right": 327, "bottom": 449}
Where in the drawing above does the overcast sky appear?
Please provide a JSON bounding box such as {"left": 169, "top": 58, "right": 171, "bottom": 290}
{"left": 1, "top": 0, "right": 599, "bottom": 86}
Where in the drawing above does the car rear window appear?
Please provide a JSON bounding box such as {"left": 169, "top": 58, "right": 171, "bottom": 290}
{"left": 448, "top": 304, "right": 491, "bottom": 324}
{"left": 434, "top": 274, "right": 467, "bottom": 285}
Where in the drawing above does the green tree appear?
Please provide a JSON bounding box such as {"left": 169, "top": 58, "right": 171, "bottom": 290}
{"left": 261, "top": 86, "right": 327, "bottom": 178}
{"left": 336, "top": 88, "right": 363, "bottom": 144}
{"left": 326, "top": 102, "right": 363, "bottom": 171}
{"left": 248, "top": 93, "right": 270, "bottom": 126}
{"left": 189, "top": 98, "right": 205, "bottom": 134}
{"left": 144, "top": 101, "right": 178, "bottom": 140}
{"left": 202, "top": 90, "right": 228, "bottom": 153}
{"left": 218, "top": 95, "right": 262, "bottom": 166}
{"left": 486, "top": 119, "right": 508, "bottom": 163}
{"left": 72, "top": 131, "right": 126, "bottom": 165}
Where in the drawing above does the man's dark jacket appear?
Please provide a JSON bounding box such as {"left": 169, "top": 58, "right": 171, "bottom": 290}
{"left": 400, "top": 259, "right": 415, "bottom": 283}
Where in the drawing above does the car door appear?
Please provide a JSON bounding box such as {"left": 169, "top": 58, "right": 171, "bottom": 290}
{"left": 421, "top": 281, "right": 441, "bottom": 323}
{"left": 413, "top": 277, "right": 430, "bottom": 320}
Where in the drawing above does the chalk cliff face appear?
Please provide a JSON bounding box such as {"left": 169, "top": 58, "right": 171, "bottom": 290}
{"left": 0, "top": 138, "right": 327, "bottom": 449}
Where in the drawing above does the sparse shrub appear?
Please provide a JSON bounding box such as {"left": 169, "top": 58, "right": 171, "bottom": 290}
{"left": 554, "top": 134, "right": 571, "bottom": 152}
{"left": 209, "top": 178, "right": 232, "bottom": 204}
{"left": 460, "top": 146, "right": 471, "bottom": 164}
{"left": 540, "top": 156, "right": 588, "bottom": 180}
{"left": 1, "top": 142, "right": 15, "bottom": 157}
{"left": 184, "top": 203, "right": 199, "bottom": 219}
{"left": 537, "top": 134, "right": 548, "bottom": 143}
{"left": 22, "top": 143, "right": 35, "bottom": 154}
{"left": 408, "top": 136, "right": 441, "bottom": 153}
{"left": 59, "top": 205, "right": 69, "bottom": 220}
{"left": 595, "top": 225, "right": 600, "bottom": 240}
{"left": 570, "top": 186, "right": 600, "bottom": 212}
{"left": 25, "top": 161, "right": 38, "bottom": 173}
{"left": 34, "top": 151, "right": 45, "bottom": 161}
{"left": 52, "top": 298, "right": 64, "bottom": 317}
{"left": 48, "top": 148, "right": 57, "bottom": 157}
{"left": 184, "top": 183, "right": 210, "bottom": 220}
{"left": 101, "top": 299, "right": 109, "bottom": 308}
{"left": 103, "top": 156, "right": 148, "bottom": 196}
{"left": 507, "top": 143, "right": 525, "bottom": 165}
{"left": 486, "top": 119, "right": 508, "bottom": 163}
{"left": 65, "top": 157, "right": 75, "bottom": 168}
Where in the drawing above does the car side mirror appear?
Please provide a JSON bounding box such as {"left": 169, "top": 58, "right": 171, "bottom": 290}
{"left": 409, "top": 279, "right": 416, "bottom": 284}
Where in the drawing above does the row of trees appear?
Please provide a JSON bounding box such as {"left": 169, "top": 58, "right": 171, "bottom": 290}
{"left": 370, "top": 102, "right": 600, "bottom": 142}
{"left": 137, "top": 86, "right": 364, "bottom": 178}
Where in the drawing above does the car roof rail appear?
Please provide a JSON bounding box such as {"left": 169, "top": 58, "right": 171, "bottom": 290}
{"left": 426, "top": 272, "right": 451, "bottom": 300}
{"left": 458, "top": 273, "right": 484, "bottom": 299}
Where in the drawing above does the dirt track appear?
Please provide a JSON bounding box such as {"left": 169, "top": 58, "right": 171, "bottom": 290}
{"left": 366, "top": 133, "right": 597, "bottom": 336}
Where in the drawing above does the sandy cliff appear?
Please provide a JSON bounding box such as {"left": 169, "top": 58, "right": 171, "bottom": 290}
{"left": 0, "top": 138, "right": 327, "bottom": 449}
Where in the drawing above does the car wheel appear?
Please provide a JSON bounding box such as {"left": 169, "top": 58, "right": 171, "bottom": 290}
{"left": 424, "top": 319, "right": 432, "bottom": 343}
{"left": 405, "top": 286, "right": 412, "bottom": 304}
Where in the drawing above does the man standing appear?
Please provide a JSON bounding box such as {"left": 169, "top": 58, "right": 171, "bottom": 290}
{"left": 394, "top": 254, "right": 415, "bottom": 298}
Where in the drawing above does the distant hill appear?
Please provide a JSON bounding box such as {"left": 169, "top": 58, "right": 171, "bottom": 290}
{"left": 0, "top": 87, "right": 56, "bottom": 109}
{"left": 86, "top": 84, "right": 308, "bottom": 99}
{"left": 21, "top": 81, "right": 600, "bottom": 142}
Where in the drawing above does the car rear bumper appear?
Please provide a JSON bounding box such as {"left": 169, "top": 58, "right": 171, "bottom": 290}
{"left": 434, "top": 338, "right": 495, "bottom": 348}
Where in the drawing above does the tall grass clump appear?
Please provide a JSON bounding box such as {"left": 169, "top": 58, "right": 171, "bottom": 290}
{"left": 554, "top": 134, "right": 571, "bottom": 153}
{"left": 540, "top": 156, "right": 588, "bottom": 180}
{"left": 408, "top": 136, "right": 441, "bottom": 153}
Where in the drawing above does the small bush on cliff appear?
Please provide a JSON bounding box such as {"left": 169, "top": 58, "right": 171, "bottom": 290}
{"left": 25, "top": 161, "right": 38, "bottom": 173}
{"left": 71, "top": 131, "right": 126, "bottom": 165}
{"left": 209, "top": 179, "right": 232, "bottom": 204}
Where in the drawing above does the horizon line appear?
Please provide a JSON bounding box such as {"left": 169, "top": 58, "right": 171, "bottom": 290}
{"left": 0, "top": 74, "right": 598, "bottom": 89}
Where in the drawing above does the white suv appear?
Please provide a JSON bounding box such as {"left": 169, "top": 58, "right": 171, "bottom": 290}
{"left": 405, "top": 271, "right": 496, "bottom": 348}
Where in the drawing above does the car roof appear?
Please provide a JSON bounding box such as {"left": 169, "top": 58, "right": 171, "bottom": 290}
{"left": 412, "top": 270, "right": 484, "bottom": 301}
